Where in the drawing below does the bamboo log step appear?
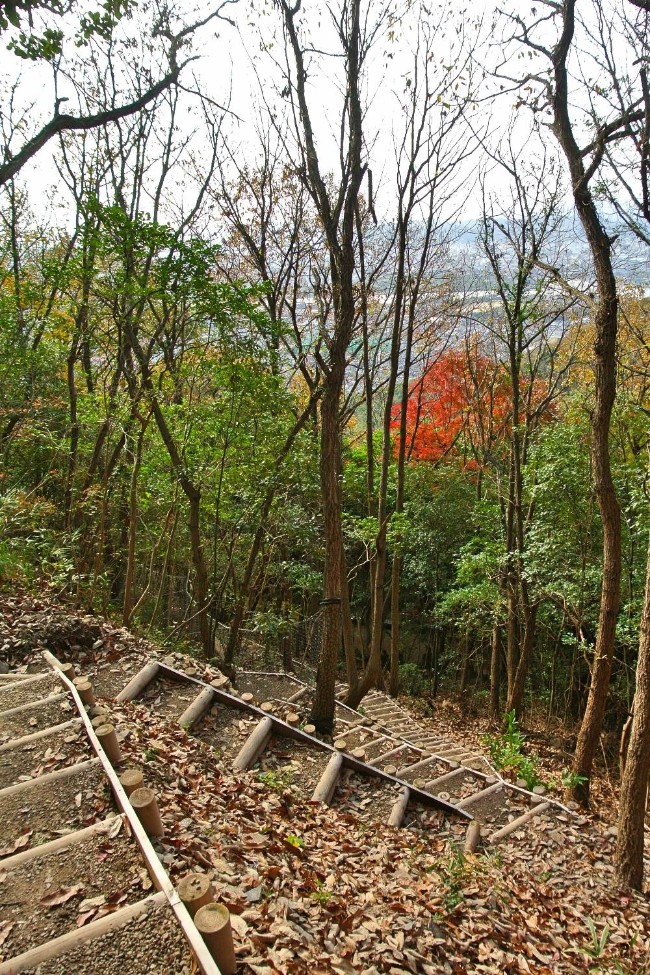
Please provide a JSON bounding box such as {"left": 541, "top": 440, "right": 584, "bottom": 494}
{"left": 312, "top": 752, "right": 343, "bottom": 805}
{"left": 489, "top": 801, "right": 552, "bottom": 844}
{"left": 0, "top": 756, "right": 100, "bottom": 799}
{"left": 456, "top": 781, "right": 504, "bottom": 810}
{"left": 388, "top": 786, "right": 411, "bottom": 827}
{"left": 232, "top": 717, "right": 273, "bottom": 770}
{"left": 0, "top": 717, "right": 82, "bottom": 753}
{"left": 0, "top": 891, "right": 168, "bottom": 975}
{"left": 115, "top": 661, "right": 160, "bottom": 703}
{"left": 178, "top": 686, "right": 216, "bottom": 729}
{"left": 0, "top": 692, "right": 66, "bottom": 720}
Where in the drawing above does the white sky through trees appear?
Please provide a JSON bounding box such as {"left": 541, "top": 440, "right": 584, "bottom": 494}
{"left": 0, "top": 0, "right": 645, "bottom": 242}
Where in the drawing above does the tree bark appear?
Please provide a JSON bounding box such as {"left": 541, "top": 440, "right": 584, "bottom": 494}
{"left": 490, "top": 624, "right": 502, "bottom": 718}
{"left": 545, "top": 0, "right": 622, "bottom": 804}
{"left": 614, "top": 528, "right": 650, "bottom": 890}
{"left": 311, "top": 382, "right": 347, "bottom": 733}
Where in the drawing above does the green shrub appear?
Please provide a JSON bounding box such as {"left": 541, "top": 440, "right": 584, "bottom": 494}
{"left": 398, "top": 662, "right": 426, "bottom": 696}
{"left": 482, "top": 710, "right": 542, "bottom": 789}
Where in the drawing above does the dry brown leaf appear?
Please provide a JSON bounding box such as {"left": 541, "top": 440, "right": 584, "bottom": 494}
{"left": 0, "top": 832, "right": 32, "bottom": 858}
{"left": 40, "top": 884, "right": 84, "bottom": 907}
{"left": 78, "top": 894, "right": 106, "bottom": 912}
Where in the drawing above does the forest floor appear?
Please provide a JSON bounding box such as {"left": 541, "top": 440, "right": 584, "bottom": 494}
{"left": 0, "top": 588, "right": 649, "bottom": 975}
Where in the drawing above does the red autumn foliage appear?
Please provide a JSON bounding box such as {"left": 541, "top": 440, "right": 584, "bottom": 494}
{"left": 392, "top": 348, "right": 549, "bottom": 466}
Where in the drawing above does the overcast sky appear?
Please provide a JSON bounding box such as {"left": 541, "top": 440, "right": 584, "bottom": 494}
{"left": 0, "top": 0, "right": 641, "bottom": 238}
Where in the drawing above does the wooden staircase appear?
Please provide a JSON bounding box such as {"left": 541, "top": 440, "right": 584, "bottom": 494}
{"left": 0, "top": 663, "right": 220, "bottom": 975}
{"left": 100, "top": 657, "right": 575, "bottom": 848}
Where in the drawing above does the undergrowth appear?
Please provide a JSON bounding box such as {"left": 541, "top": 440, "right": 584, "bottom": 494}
{"left": 482, "top": 710, "right": 542, "bottom": 789}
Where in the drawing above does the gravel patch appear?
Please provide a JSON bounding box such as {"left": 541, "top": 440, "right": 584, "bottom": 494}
{"left": 0, "top": 724, "right": 90, "bottom": 790}
{"left": 0, "top": 698, "right": 77, "bottom": 745}
{"left": 0, "top": 676, "right": 61, "bottom": 712}
{"left": 0, "top": 763, "right": 111, "bottom": 852}
{"left": 0, "top": 824, "right": 149, "bottom": 959}
{"left": 27, "top": 901, "right": 194, "bottom": 974}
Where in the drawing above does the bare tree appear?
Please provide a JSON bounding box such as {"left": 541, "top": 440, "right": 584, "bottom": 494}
{"left": 269, "top": 0, "right": 382, "bottom": 732}
{"left": 499, "top": 0, "right": 635, "bottom": 804}
{"left": 478, "top": 138, "right": 579, "bottom": 716}
{"left": 349, "top": 9, "right": 478, "bottom": 705}
{"left": 0, "top": 1, "right": 237, "bottom": 186}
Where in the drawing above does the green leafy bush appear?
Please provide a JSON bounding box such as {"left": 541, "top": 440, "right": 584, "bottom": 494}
{"left": 482, "top": 710, "right": 542, "bottom": 789}
{"left": 398, "top": 662, "right": 426, "bottom": 696}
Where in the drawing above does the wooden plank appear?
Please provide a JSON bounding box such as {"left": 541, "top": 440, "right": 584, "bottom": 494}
{"left": 489, "top": 801, "right": 552, "bottom": 843}
{"left": 0, "top": 718, "right": 82, "bottom": 753}
{"left": 456, "top": 781, "right": 504, "bottom": 810}
{"left": 286, "top": 684, "right": 310, "bottom": 704}
{"left": 115, "top": 660, "right": 160, "bottom": 702}
{"left": 388, "top": 786, "right": 411, "bottom": 827}
{"left": 0, "top": 693, "right": 66, "bottom": 719}
{"left": 0, "top": 892, "right": 168, "bottom": 974}
{"left": 0, "top": 815, "right": 120, "bottom": 870}
{"left": 425, "top": 767, "right": 468, "bottom": 791}
{"left": 232, "top": 717, "right": 273, "bottom": 770}
{"left": 367, "top": 744, "right": 412, "bottom": 767}
{"left": 178, "top": 687, "right": 215, "bottom": 729}
{"left": 0, "top": 756, "right": 100, "bottom": 798}
{"left": 312, "top": 752, "right": 343, "bottom": 805}
{"left": 398, "top": 754, "right": 440, "bottom": 777}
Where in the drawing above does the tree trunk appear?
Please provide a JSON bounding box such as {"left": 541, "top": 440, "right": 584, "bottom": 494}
{"left": 490, "top": 624, "right": 502, "bottom": 718}
{"left": 310, "top": 385, "right": 346, "bottom": 734}
{"left": 122, "top": 419, "right": 147, "bottom": 627}
{"left": 506, "top": 599, "right": 538, "bottom": 715}
{"left": 547, "top": 0, "right": 622, "bottom": 805}
{"left": 614, "top": 528, "right": 650, "bottom": 890}
{"left": 389, "top": 553, "right": 402, "bottom": 697}
{"left": 506, "top": 587, "right": 519, "bottom": 705}
{"left": 340, "top": 545, "right": 359, "bottom": 697}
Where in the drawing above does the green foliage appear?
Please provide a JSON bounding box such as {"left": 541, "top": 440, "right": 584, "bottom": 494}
{"left": 310, "top": 880, "right": 332, "bottom": 904}
{"left": 560, "top": 768, "right": 588, "bottom": 791}
{"left": 3, "top": 0, "right": 133, "bottom": 60}
{"left": 398, "top": 662, "right": 426, "bottom": 696}
{"left": 257, "top": 769, "right": 294, "bottom": 792}
{"left": 285, "top": 833, "right": 305, "bottom": 849}
{"left": 583, "top": 918, "right": 611, "bottom": 960}
{"left": 482, "top": 711, "right": 542, "bottom": 789}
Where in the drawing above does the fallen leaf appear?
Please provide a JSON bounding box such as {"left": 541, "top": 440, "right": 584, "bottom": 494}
{"left": 79, "top": 894, "right": 106, "bottom": 912}
{"left": 0, "top": 832, "right": 32, "bottom": 858}
{"left": 40, "top": 885, "right": 84, "bottom": 907}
